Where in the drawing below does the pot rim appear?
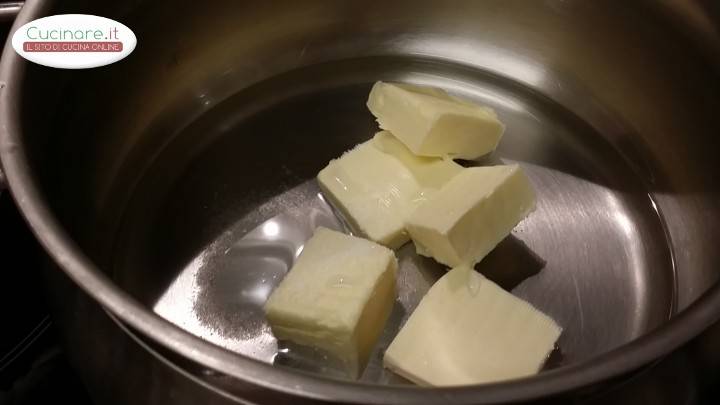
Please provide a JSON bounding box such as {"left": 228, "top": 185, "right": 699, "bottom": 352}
{"left": 2, "top": 1, "right": 720, "bottom": 403}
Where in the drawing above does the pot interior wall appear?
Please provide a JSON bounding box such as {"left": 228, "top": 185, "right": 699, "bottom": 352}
{"left": 18, "top": 0, "right": 720, "bottom": 387}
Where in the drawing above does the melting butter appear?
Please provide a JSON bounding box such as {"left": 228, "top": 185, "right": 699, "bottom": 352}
{"left": 384, "top": 266, "right": 561, "bottom": 386}
{"left": 317, "top": 131, "right": 463, "bottom": 249}
{"left": 367, "top": 81, "right": 505, "bottom": 159}
{"left": 406, "top": 164, "right": 536, "bottom": 267}
{"left": 264, "top": 227, "right": 397, "bottom": 378}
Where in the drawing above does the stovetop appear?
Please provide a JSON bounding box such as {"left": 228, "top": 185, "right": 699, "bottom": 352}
{"left": 0, "top": 17, "right": 89, "bottom": 405}
{"left": 0, "top": 191, "right": 92, "bottom": 405}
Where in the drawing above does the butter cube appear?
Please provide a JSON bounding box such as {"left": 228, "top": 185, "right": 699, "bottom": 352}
{"left": 384, "top": 266, "right": 561, "bottom": 386}
{"left": 318, "top": 131, "right": 463, "bottom": 249}
{"left": 264, "top": 227, "right": 397, "bottom": 377}
{"left": 371, "top": 130, "right": 465, "bottom": 190}
{"left": 367, "top": 82, "right": 505, "bottom": 159}
{"left": 406, "top": 165, "right": 535, "bottom": 267}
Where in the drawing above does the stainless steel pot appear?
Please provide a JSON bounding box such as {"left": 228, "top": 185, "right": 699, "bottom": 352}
{"left": 1, "top": 0, "right": 720, "bottom": 404}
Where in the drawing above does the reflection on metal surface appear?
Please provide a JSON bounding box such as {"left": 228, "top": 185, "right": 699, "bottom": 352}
{"left": 0, "top": 2, "right": 23, "bottom": 23}
{"left": 400, "top": 36, "right": 546, "bottom": 88}
{"left": 153, "top": 253, "right": 206, "bottom": 333}
{"left": 511, "top": 164, "right": 663, "bottom": 351}
{"left": 262, "top": 221, "right": 280, "bottom": 238}
{"left": 153, "top": 184, "right": 346, "bottom": 363}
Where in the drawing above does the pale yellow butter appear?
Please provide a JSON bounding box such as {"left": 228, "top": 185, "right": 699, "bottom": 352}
{"left": 406, "top": 164, "right": 536, "bottom": 267}
{"left": 367, "top": 81, "right": 504, "bottom": 159}
{"left": 318, "top": 131, "right": 463, "bottom": 249}
{"left": 384, "top": 266, "right": 561, "bottom": 386}
{"left": 264, "top": 227, "right": 397, "bottom": 377}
